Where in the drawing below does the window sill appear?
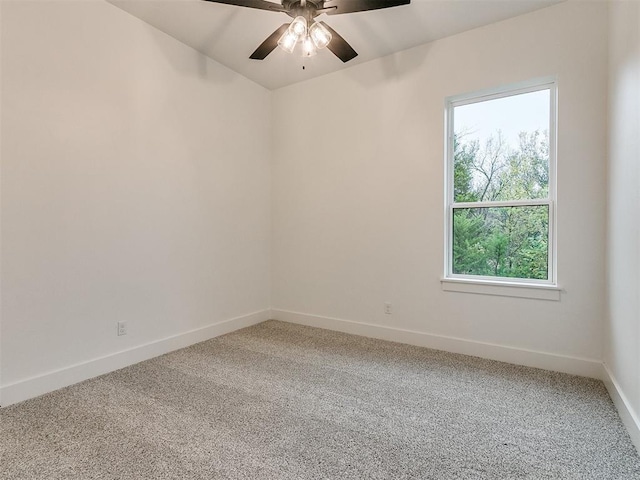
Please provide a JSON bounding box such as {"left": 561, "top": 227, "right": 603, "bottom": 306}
{"left": 441, "top": 278, "right": 562, "bottom": 301}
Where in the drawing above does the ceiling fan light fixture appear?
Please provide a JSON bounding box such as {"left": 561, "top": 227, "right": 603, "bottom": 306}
{"left": 204, "top": 0, "right": 411, "bottom": 63}
{"left": 277, "top": 28, "right": 298, "bottom": 53}
{"left": 289, "top": 16, "right": 308, "bottom": 37}
{"left": 302, "top": 35, "right": 317, "bottom": 57}
{"left": 309, "top": 21, "right": 332, "bottom": 50}
{"left": 278, "top": 16, "right": 307, "bottom": 54}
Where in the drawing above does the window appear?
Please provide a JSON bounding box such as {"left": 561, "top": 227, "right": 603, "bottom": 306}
{"left": 444, "top": 79, "right": 557, "bottom": 289}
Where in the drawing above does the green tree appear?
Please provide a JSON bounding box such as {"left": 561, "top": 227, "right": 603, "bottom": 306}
{"left": 451, "top": 130, "right": 549, "bottom": 280}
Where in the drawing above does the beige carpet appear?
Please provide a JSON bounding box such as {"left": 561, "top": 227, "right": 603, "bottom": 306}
{"left": 1, "top": 320, "right": 639, "bottom": 479}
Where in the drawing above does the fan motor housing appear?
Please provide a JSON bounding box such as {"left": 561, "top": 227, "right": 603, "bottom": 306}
{"left": 282, "top": 0, "right": 323, "bottom": 19}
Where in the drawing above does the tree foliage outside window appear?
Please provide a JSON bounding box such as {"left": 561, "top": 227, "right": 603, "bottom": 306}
{"left": 447, "top": 82, "right": 555, "bottom": 283}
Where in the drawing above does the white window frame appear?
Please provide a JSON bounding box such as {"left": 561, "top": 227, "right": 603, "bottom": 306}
{"left": 442, "top": 77, "right": 560, "bottom": 299}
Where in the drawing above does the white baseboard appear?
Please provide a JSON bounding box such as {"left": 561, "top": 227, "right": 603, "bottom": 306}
{"left": 0, "top": 309, "right": 270, "bottom": 407}
{"left": 602, "top": 364, "right": 640, "bottom": 454}
{"left": 271, "top": 309, "right": 603, "bottom": 379}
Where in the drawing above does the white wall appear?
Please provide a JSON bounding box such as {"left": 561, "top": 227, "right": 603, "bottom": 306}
{"left": 605, "top": 0, "right": 640, "bottom": 448}
{"left": 0, "top": 0, "right": 271, "bottom": 403}
{"left": 272, "top": 1, "right": 608, "bottom": 372}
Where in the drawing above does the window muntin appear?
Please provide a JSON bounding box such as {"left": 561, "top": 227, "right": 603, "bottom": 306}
{"left": 446, "top": 80, "right": 556, "bottom": 285}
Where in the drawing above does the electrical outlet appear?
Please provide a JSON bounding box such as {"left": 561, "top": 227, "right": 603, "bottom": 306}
{"left": 384, "top": 302, "right": 392, "bottom": 315}
{"left": 117, "top": 321, "right": 127, "bottom": 336}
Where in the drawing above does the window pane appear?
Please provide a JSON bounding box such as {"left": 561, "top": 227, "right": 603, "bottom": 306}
{"left": 453, "top": 90, "right": 550, "bottom": 203}
{"left": 452, "top": 205, "right": 549, "bottom": 280}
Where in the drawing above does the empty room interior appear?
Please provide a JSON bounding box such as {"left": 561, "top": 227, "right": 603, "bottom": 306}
{"left": 1, "top": 0, "right": 639, "bottom": 478}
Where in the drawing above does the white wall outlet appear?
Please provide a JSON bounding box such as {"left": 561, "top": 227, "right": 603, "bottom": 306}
{"left": 117, "top": 321, "right": 127, "bottom": 336}
{"left": 384, "top": 302, "right": 392, "bottom": 315}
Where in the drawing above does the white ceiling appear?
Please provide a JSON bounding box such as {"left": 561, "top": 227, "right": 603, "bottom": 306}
{"left": 107, "top": 0, "right": 562, "bottom": 90}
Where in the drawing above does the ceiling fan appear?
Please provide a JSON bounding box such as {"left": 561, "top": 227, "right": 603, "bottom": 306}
{"left": 202, "top": 0, "right": 411, "bottom": 62}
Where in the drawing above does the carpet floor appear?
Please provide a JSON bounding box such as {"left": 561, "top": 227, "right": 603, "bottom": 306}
{"left": 1, "top": 320, "right": 639, "bottom": 479}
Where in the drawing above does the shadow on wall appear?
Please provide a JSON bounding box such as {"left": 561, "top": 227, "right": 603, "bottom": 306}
{"left": 344, "top": 19, "right": 432, "bottom": 88}
{"left": 146, "top": 9, "right": 240, "bottom": 85}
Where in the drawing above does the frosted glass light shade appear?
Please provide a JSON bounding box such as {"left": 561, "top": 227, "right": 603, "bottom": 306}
{"left": 302, "top": 35, "right": 317, "bottom": 57}
{"left": 277, "top": 29, "right": 298, "bottom": 54}
{"left": 278, "top": 16, "right": 307, "bottom": 54}
{"left": 309, "top": 21, "right": 332, "bottom": 49}
{"left": 289, "top": 16, "right": 307, "bottom": 37}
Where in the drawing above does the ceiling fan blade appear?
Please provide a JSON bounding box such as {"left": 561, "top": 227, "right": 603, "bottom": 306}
{"left": 325, "top": 0, "right": 410, "bottom": 15}
{"left": 250, "top": 23, "right": 290, "bottom": 59}
{"left": 320, "top": 22, "right": 358, "bottom": 63}
{"left": 202, "top": 0, "right": 286, "bottom": 13}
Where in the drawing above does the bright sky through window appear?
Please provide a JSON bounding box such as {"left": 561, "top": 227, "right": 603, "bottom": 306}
{"left": 454, "top": 90, "right": 550, "bottom": 149}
